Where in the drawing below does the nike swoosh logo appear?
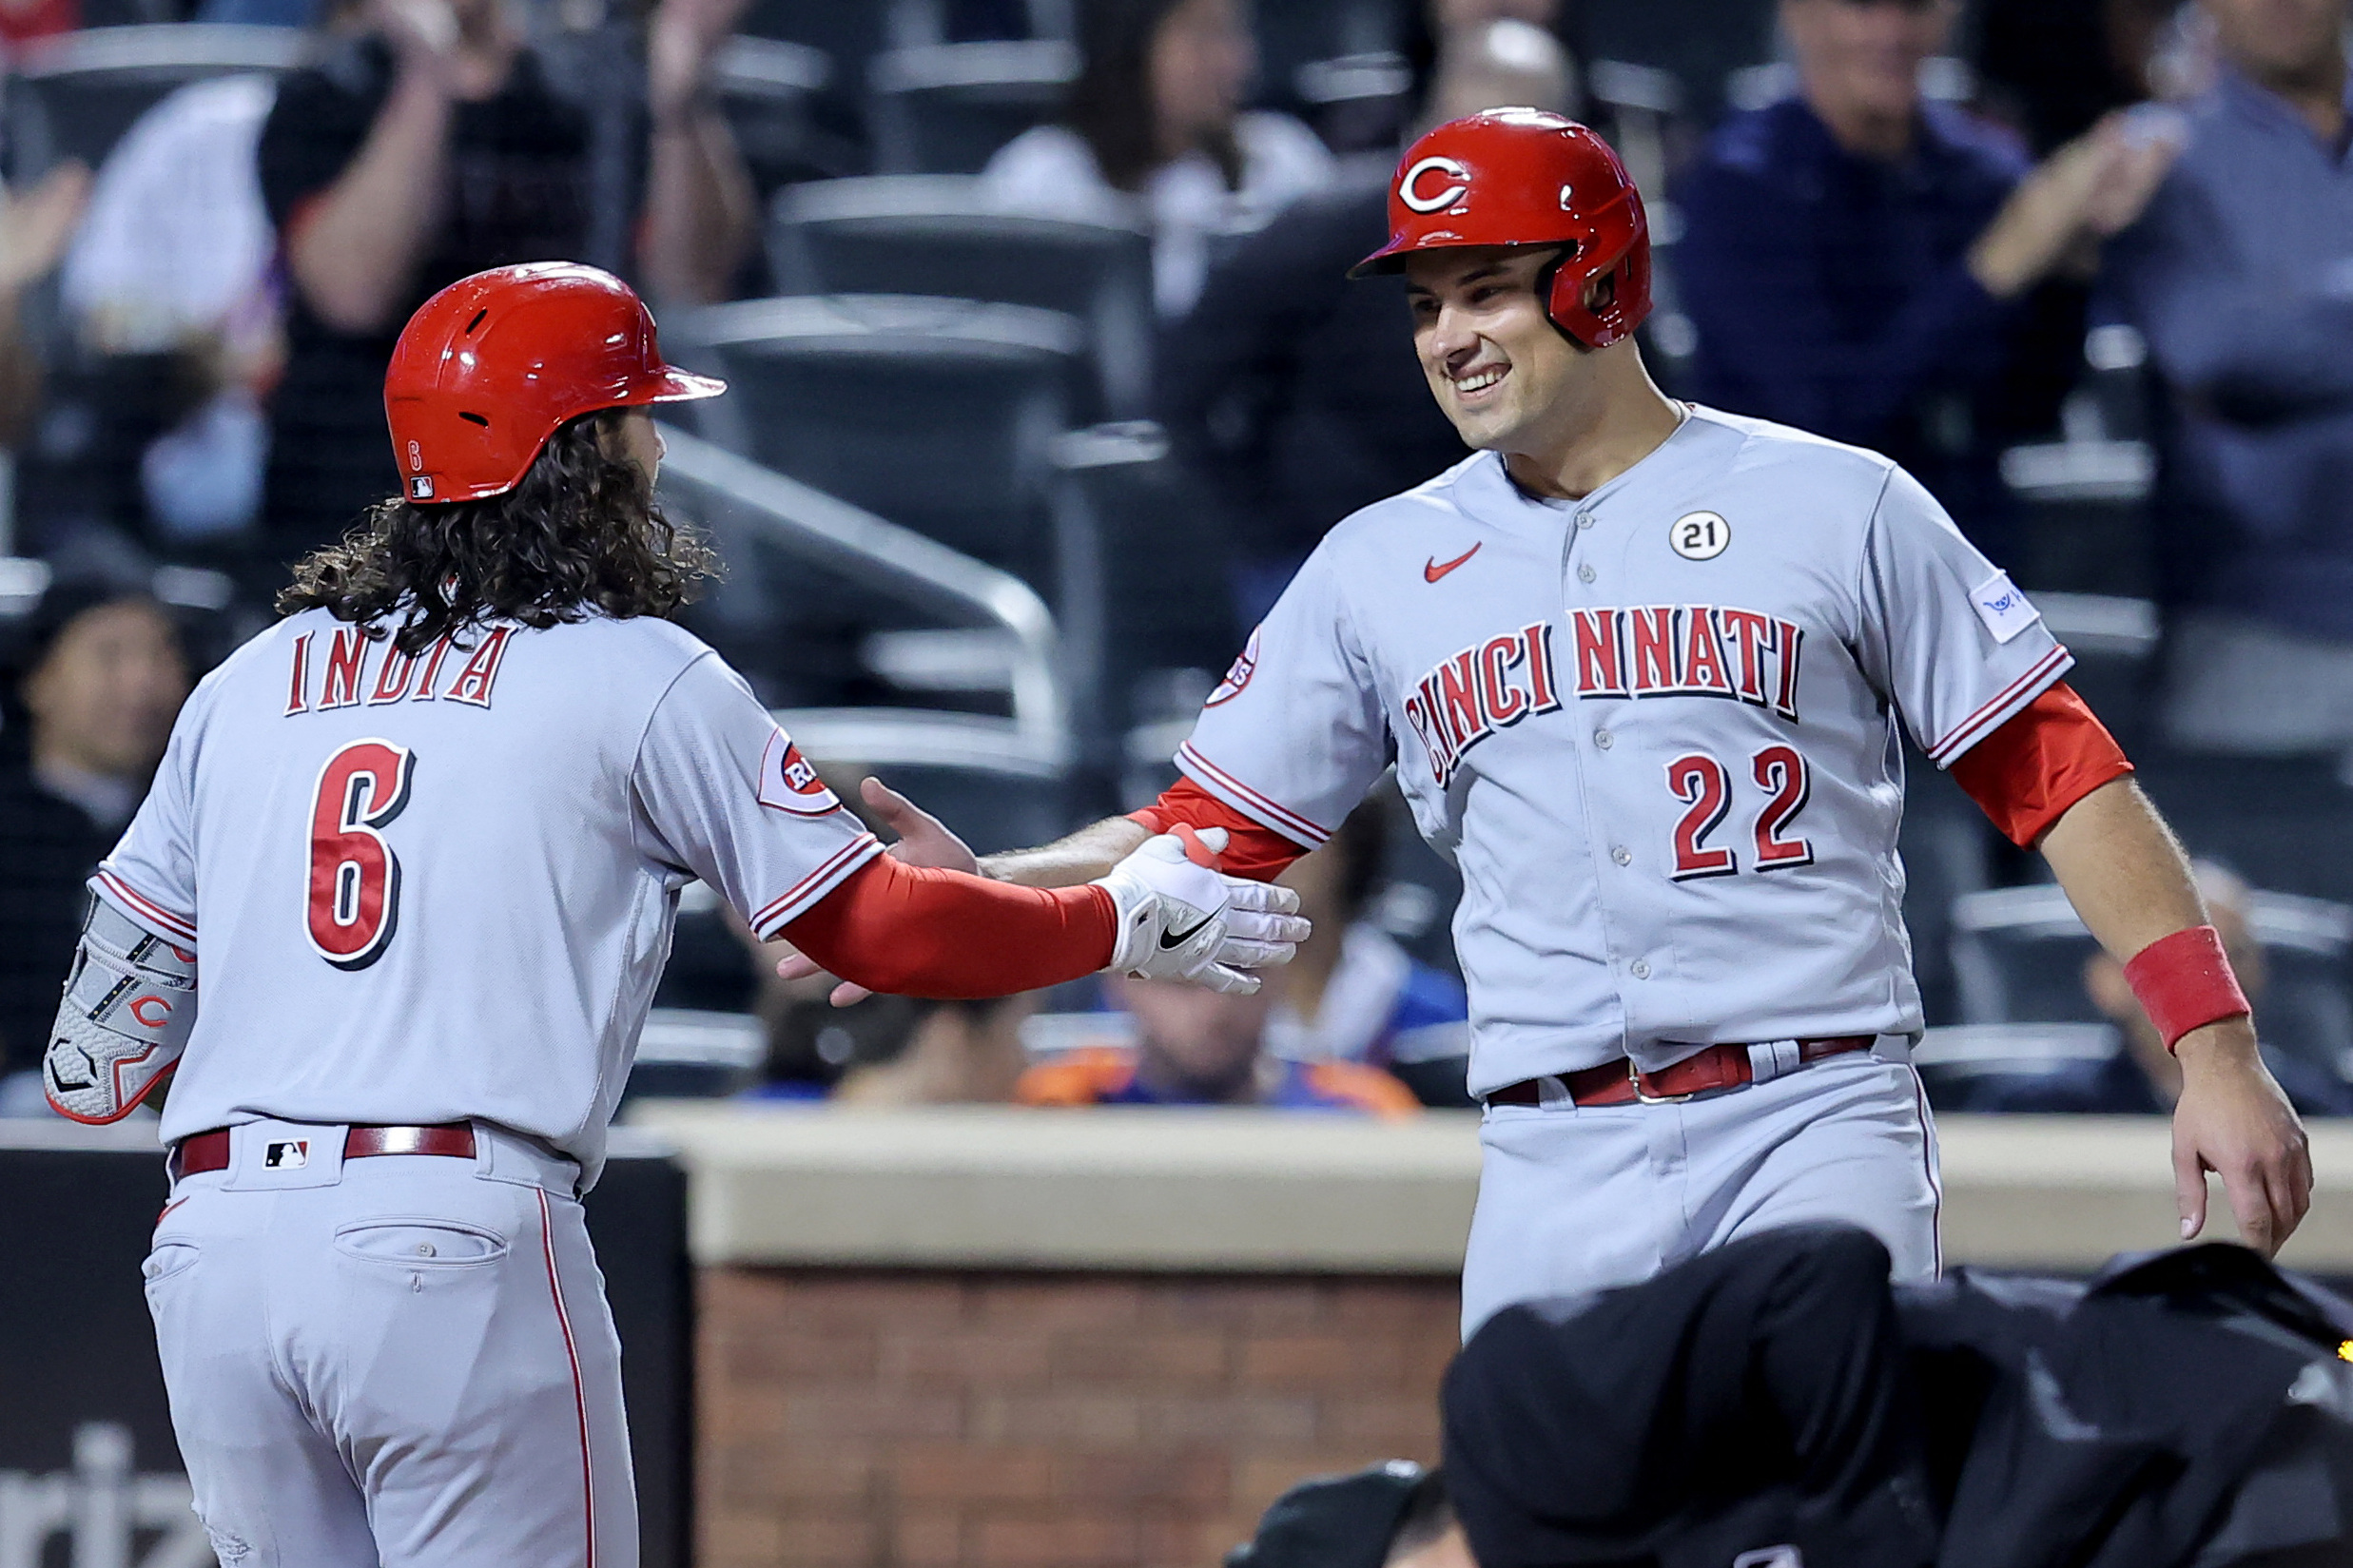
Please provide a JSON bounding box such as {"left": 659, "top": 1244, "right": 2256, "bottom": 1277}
{"left": 1159, "top": 915, "right": 1215, "bottom": 950}
{"left": 1425, "top": 543, "right": 1481, "bottom": 583}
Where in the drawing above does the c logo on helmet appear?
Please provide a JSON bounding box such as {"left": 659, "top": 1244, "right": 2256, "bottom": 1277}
{"left": 1399, "top": 156, "right": 1471, "bottom": 214}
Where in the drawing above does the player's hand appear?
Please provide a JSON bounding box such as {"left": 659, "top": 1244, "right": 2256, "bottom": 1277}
{"left": 775, "top": 776, "right": 979, "bottom": 1005}
{"left": 1093, "top": 833, "right": 1309, "bottom": 995}
{"left": 2170, "top": 1019, "right": 2312, "bottom": 1257}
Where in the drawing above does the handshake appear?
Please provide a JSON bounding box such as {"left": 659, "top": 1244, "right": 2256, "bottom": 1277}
{"left": 1092, "top": 829, "right": 1309, "bottom": 996}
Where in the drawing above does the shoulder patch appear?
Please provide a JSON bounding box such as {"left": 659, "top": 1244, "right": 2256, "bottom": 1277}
{"left": 1206, "top": 626, "right": 1261, "bottom": 707}
{"left": 758, "top": 730, "right": 841, "bottom": 816}
{"left": 1969, "top": 571, "right": 2040, "bottom": 645}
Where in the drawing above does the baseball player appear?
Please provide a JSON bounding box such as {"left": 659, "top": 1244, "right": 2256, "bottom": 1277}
{"left": 39, "top": 261, "right": 1304, "bottom": 1568}
{"left": 803, "top": 111, "right": 2312, "bottom": 1334}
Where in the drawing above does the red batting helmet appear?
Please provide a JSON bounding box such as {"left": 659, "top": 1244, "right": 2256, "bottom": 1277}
{"left": 1352, "top": 108, "right": 1652, "bottom": 350}
{"left": 383, "top": 262, "right": 725, "bottom": 505}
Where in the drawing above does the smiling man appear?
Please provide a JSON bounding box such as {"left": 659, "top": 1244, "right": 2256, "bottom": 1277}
{"left": 798, "top": 110, "right": 2311, "bottom": 1333}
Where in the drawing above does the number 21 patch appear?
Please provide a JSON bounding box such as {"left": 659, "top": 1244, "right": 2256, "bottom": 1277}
{"left": 758, "top": 730, "right": 841, "bottom": 816}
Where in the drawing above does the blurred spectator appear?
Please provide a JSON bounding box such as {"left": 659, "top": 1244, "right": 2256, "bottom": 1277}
{"left": 1266, "top": 795, "right": 1472, "bottom": 1108}
{"left": 1161, "top": 14, "right": 1574, "bottom": 620}
{"left": 1974, "top": 0, "right": 2180, "bottom": 152}
{"left": 832, "top": 995, "right": 1039, "bottom": 1105}
{"left": 734, "top": 909, "right": 922, "bottom": 1099}
{"left": 1016, "top": 972, "right": 1422, "bottom": 1113}
{"left": 0, "top": 0, "right": 78, "bottom": 50}
{"left": 0, "top": 577, "right": 187, "bottom": 1096}
{"left": 0, "top": 165, "right": 91, "bottom": 455}
{"left": 258, "top": 0, "right": 754, "bottom": 561}
{"left": 1955, "top": 862, "right": 2353, "bottom": 1116}
{"left": 1673, "top": 0, "right": 2176, "bottom": 566}
{"left": 61, "top": 76, "right": 282, "bottom": 548}
{"left": 2102, "top": 0, "right": 2353, "bottom": 765}
{"left": 980, "top": 0, "right": 1335, "bottom": 318}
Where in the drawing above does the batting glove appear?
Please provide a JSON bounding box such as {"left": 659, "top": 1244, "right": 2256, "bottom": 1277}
{"left": 1092, "top": 833, "right": 1310, "bottom": 995}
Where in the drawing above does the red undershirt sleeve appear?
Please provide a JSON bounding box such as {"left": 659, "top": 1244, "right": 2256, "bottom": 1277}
{"left": 1128, "top": 777, "right": 1314, "bottom": 881}
{"left": 780, "top": 856, "right": 1117, "bottom": 999}
{"left": 1946, "top": 681, "right": 2135, "bottom": 848}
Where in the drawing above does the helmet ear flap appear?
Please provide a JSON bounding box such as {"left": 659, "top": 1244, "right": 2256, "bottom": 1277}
{"left": 1537, "top": 245, "right": 1596, "bottom": 350}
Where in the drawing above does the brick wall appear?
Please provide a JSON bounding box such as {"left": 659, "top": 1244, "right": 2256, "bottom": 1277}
{"left": 699, "top": 1268, "right": 1461, "bottom": 1568}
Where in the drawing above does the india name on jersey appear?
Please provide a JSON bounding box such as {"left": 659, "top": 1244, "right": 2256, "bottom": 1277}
{"left": 1181, "top": 406, "right": 2071, "bottom": 1095}
{"left": 95, "top": 609, "right": 881, "bottom": 1183}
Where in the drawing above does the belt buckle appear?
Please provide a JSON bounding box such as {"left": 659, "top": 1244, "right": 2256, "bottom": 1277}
{"left": 1628, "top": 1058, "right": 1695, "bottom": 1105}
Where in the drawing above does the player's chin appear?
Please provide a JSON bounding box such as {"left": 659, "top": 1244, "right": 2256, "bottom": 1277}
{"left": 1440, "top": 402, "right": 1514, "bottom": 450}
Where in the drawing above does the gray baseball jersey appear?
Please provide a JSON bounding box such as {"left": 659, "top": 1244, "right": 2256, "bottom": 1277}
{"left": 95, "top": 608, "right": 881, "bottom": 1184}
{"left": 1181, "top": 405, "right": 2070, "bottom": 1098}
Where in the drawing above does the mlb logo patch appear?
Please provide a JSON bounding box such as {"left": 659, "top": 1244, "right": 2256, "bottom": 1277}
{"left": 264, "top": 1139, "right": 310, "bottom": 1170}
{"left": 409, "top": 475, "right": 435, "bottom": 500}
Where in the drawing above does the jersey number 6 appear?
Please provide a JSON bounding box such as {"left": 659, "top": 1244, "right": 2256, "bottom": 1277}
{"left": 1665, "top": 745, "right": 1813, "bottom": 881}
{"left": 306, "top": 739, "right": 417, "bottom": 970}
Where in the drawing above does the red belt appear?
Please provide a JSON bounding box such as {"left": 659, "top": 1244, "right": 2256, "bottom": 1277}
{"left": 169, "top": 1122, "right": 476, "bottom": 1180}
{"left": 1487, "top": 1036, "right": 1877, "bottom": 1108}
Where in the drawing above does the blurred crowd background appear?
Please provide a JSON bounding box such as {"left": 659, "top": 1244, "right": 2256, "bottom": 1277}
{"left": 2, "top": 0, "right": 2352, "bottom": 1127}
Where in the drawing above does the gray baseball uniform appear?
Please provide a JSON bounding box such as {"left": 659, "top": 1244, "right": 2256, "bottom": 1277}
{"left": 89, "top": 608, "right": 883, "bottom": 1568}
{"left": 1177, "top": 405, "right": 2071, "bottom": 1331}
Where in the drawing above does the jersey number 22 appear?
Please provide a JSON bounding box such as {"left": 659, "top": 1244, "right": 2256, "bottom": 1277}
{"left": 1665, "top": 745, "right": 1812, "bottom": 881}
{"left": 306, "top": 739, "right": 417, "bottom": 969}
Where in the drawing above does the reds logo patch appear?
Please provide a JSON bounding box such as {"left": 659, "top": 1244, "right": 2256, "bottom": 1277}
{"left": 758, "top": 730, "right": 840, "bottom": 816}
{"left": 1206, "top": 627, "right": 1261, "bottom": 707}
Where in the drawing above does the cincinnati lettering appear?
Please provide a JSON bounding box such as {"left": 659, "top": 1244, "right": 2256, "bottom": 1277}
{"left": 284, "top": 626, "right": 514, "bottom": 716}
{"left": 1568, "top": 605, "right": 1802, "bottom": 721}
{"left": 1403, "top": 622, "right": 1561, "bottom": 787}
{"left": 1403, "top": 609, "right": 1804, "bottom": 788}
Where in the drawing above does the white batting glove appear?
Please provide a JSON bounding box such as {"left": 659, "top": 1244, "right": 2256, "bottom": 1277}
{"left": 1092, "top": 833, "right": 1310, "bottom": 995}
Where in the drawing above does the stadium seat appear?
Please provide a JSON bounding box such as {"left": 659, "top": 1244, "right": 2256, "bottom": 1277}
{"left": 1949, "top": 880, "right": 2353, "bottom": 1085}
{"left": 4, "top": 25, "right": 311, "bottom": 181}
{"left": 866, "top": 39, "right": 1077, "bottom": 173}
{"left": 708, "top": 36, "right": 840, "bottom": 194}
{"left": 768, "top": 175, "right": 1153, "bottom": 417}
{"left": 1252, "top": 0, "right": 1400, "bottom": 110}
{"left": 1046, "top": 421, "right": 1235, "bottom": 795}
{"left": 1911, "top": 1022, "right": 2120, "bottom": 1109}
{"left": 654, "top": 423, "right": 1079, "bottom": 848}
{"left": 668, "top": 293, "right": 1086, "bottom": 590}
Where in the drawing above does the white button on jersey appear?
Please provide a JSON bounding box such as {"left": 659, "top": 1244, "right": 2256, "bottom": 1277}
{"left": 1176, "top": 406, "right": 2071, "bottom": 1093}
{"left": 1629, "top": 959, "right": 1651, "bottom": 979}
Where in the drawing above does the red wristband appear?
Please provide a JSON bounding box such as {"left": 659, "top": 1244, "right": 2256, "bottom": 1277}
{"left": 2122, "top": 924, "right": 2251, "bottom": 1053}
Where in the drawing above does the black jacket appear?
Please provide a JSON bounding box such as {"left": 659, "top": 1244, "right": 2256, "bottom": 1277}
{"left": 1445, "top": 1228, "right": 2353, "bottom": 1568}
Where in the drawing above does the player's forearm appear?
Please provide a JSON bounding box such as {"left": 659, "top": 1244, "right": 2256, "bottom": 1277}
{"left": 2036, "top": 777, "right": 2209, "bottom": 961}
{"left": 977, "top": 816, "right": 1152, "bottom": 887}
{"left": 780, "top": 856, "right": 1117, "bottom": 997}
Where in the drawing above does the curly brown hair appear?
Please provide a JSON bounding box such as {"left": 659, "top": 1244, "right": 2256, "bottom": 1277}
{"left": 279, "top": 409, "right": 719, "bottom": 655}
